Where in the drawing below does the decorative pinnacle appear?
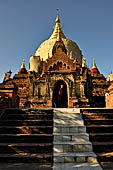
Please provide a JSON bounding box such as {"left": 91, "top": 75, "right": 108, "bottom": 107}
{"left": 57, "top": 8, "right": 59, "bottom": 17}
{"left": 92, "top": 58, "right": 97, "bottom": 69}
{"left": 21, "top": 59, "right": 25, "bottom": 68}
{"left": 56, "top": 8, "right": 60, "bottom": 23}
{"left": 82, "top": 57, "right": 86, "bottom": 67}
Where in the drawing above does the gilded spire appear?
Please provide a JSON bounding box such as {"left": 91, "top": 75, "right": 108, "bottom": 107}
{"left": 56, "top": 8, "right": 60, "bottom": 22}
{"left": 49, "top": 10, "right": 66, "bottom": 39}
{"left": 91, "top": 58, "right": 100, "bottom": 74}
{"left": 92, "top": 58, "right": 97, "bottom": 69}
{"left": 21, "top": 59, "right": 25, "bottom": 69}
{"left": 57, "top": 27, "right": 62, "bottom": 41}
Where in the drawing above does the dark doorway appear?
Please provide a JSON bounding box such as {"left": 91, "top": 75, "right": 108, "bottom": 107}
{"left": 52, "top": 80, "right": 68, "bottom": 108}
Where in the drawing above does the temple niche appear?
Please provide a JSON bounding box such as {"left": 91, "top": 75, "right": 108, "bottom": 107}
{"left": 0, "top": 13, "right": 110, "bottom": 109}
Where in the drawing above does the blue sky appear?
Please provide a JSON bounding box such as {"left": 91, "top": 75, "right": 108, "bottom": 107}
{"left": 0, "top": 0, "right": 113, "bottom": 82}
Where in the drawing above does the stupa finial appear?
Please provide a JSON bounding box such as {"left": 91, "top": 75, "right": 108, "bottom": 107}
{"left": 49, "top": 10, "right": 66, "bottom": 39}
{"left": 21, "top": 59, "right": 25, "bottom": 68}
{"left": 57, "top": 8, "right": 59, "bottom": 17}
{"left": 92, "top": 58, "right": 97, "bottom": 69}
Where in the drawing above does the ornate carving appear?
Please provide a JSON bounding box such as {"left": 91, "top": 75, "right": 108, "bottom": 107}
{"left": 3, "top": 70, "right": 12, "bottom": 81}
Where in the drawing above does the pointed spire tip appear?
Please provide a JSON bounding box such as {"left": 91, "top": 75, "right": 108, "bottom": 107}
{"left": 21, "top": 59, "right": 25, "bottom": 68}
{"left": 92, "top": 58, "right": 97, "bottom": 69}
{"left": 49, "top": 10, "right": 66, "bottom": 39}
{"left": 56, "top": 9, "right": 59, "bottom": 17}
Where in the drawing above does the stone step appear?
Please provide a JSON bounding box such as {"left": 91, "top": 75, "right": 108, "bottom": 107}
{"left": 54, "top": 113, "right": 82, "bottom": 120}
{"left": 0, "top": 143, "right": 53, "bottom": 153}
{"left": 89, "top": 133, "right": 113, "bottom": 142}
{"left": 0, "top": 134, "right": 53, "bottom": 143}
{"left": 54, "top": 108, "right": 80, "bottom": 113}
{"left": 100, "top": 162, "right": 113, "bottom": 170}
{"left": 2, "top": 114, "right": 53, "bottom": 120}
{"left": 0, "top": 126, "right": 53, "bottom": 134}
{"left": 54, "top": 152, "right": 97, "bottom": 163}
{"left": 53, "top": 141, "right": 92, "bottom": 153}
{"left": 0, "top": 163, "right": 53, "bottom": 170}
{"left": 84, "top": 119, "right": 113, "bottom": 125}
{"left": 54, "top": 126, "right": 86, "bottom": 133}
{"left": 54, "top": 132, "right": 89, "bottom": 136}
{"left": 92, "top": 142, "right": 113, "bottom": 145}
{"left": 23, "top": 109, "right": 53, "bottom": 114}
{"left": 0, "top": 120, "right": 53, "bottom": 126}
{"left": 83, "top": 113, "right": 113, "bottom": 119}
{"left": 82, "top": 109, "right": 113, "bottom": 113}
{"left": 3, "top": 108, "right": 53, "bottom": 115}
{"left": 0, "top": 153, "right": 53, "bottom": 163}
{"left": 86, "top": 125, "right": 113, "bottom": 133}
{"left": 97, "top": 152, "right": 113, "bottom": 162}
{"left": 54, "top": 119, "right": 84, "bottom": 126}
{"left": 54, "top": 133, "right": 89, "bottom": 142}
{"left": 53, "top": 163, "right": 103, "bottom": 170}
{"left": 92, "top": 142, "right": 113, "bottom": 153}
{"left": 87, "top": 125, "right": 113, "bottom": 127}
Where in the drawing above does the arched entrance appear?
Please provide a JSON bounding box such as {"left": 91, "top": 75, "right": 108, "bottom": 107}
{"left": 52, "top": 80, "right": 68, "bottom": 108}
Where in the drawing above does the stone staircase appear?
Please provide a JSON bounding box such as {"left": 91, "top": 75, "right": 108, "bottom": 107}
{"left": 0, "top": 108, "right": 53, "bottom": 169}
{"left": 82, "top": 108, "right": 113, "bottom": 170}
{"left": 53, "top": 108, "right": 102, "bottom": 170}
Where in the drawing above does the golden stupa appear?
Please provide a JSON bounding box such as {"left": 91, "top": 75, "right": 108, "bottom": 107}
{"left": 29, "top": 11, "right": 83, "bottom": 72}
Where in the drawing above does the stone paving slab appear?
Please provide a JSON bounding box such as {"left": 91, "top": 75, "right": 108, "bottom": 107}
{"left": 53, "top": 163, "right": 103, "bottom": 170}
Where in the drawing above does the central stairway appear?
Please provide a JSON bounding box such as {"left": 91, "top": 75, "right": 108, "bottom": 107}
{"left": 0, "top": 108, "right": 53, "bottom": 170}
{"left": 53, "top": 108, "right": 102, "bottom": 170}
